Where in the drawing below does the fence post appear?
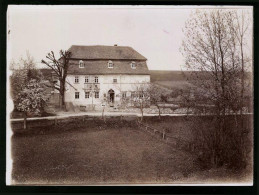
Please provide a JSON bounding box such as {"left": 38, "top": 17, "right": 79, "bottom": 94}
{"left": 163, "top": 130, "right": 165, "bottom": 139}
{"left": 55, "top": 117, "right": 57, "bottom": 126}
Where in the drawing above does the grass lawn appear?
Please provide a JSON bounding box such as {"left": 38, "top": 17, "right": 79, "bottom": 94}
{"left": 11, "top": 117, "right": 252, "bottom": 185}
{"left": 12, "top": 125, "right": 195, "bottom": 185}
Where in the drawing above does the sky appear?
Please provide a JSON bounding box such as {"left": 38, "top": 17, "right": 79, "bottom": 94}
{"left": 7, "top": 5, "right": 253, "bottom": 70}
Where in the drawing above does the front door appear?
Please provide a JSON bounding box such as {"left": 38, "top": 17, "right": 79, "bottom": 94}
{"left": 108, "top": 89, "right": 115, "bottom": 107}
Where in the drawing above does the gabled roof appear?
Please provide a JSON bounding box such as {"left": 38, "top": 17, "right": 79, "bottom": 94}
{"left": 68, "top": 45, "right": 147, "bottom": 60}
{"left": 67, "top": 60, "right": 150, "bottom": 75}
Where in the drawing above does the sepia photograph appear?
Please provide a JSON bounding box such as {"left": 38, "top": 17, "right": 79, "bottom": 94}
{"left": 6, "top": 5, "right": 253, "bottom": 185}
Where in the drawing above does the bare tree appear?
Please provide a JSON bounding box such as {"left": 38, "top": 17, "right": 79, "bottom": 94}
{"left": 181, "top": 9, "right": 252, "bottom": 168}
{"left": 230, "top": 10, "right": 252, "bottom": 124}
{"left": 147, "top": 83, "right": 168, "bottom": 119}
{"left": 132, "top": 83, "right": 150, "bottom": 121}
{"left": 41, "top": 50, "right": 71, "bottom": 109}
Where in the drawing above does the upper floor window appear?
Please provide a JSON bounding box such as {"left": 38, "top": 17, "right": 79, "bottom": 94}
{"left": 85, "top": 76, "right": 89, "bottom": 83}
{"left": 95, "top": 76, "right": 99, "bottom": 83}
{"left": 113, "top": 78, "right": 117, "bottom": 83}
{"left": 75, "top": 92, "right": 80, "bottom": 99}
{"left": 75, "top": 76, "right": 79, "bottom": 83}
{"left": 108, "top": 60, "right": 113, "bottom": 68}
{"left": 79, "top": 60, "right": 84, "bottom": 68}
{"left": 131, "top": 61, "right": 136, "bottom": 69}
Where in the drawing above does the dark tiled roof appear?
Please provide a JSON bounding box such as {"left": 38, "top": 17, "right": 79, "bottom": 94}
{"left": 68, "top": 45, "right": 147, "bottom": 60}
{"left": 67, "top": 60, "right": 150, "bottom": 75}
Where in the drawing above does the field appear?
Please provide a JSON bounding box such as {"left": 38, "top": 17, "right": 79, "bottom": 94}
{"left": 11, "top": 116, "right": 253, "bottom": 185}
{"left": 154, "top": 80, "right": 192, "bottom": 90}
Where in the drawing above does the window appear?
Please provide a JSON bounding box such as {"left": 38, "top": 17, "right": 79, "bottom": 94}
{"left": 139, "top": 92, "right": 144, "bottom": 98}
{"left": 131, "top": 92, "right": 136, "bottom": 98}
{"left": 113, "top": 78, "right": 117, "bottom": 83}
{"left": 85, "top": 76, "right": 89, "bottom": 83}
{"left": 108, "top": 60, "right": 113, "bottom": 68}
{"left": 95, "top": 92, "right": 99, "bottom": 98}
{"left": 131, "top": 61, "right": 136, "bottom": 69}
{"left": 85, "top": 92, "right": 90, "bottom": 99}
{"left": 122, "top": 92, "right": 126, "bottom": 99}
{"left": 79, "top": 60, "right": 84, "bottom": 68}
{"left": 75, "top": 76, "right": 79, "bottom": 83}
{"left": 95, "top": 76, "right": 99, "bottom": 83}
{"left": 75, "top": 92, "right": 80, "bottom": 99}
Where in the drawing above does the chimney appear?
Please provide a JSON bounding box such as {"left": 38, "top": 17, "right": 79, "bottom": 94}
{"left": 114, "top": 44, "right": 118, "bottom": 46}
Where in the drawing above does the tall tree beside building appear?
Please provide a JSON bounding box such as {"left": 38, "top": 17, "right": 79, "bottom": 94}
{"left": 41, "top": 50, "right": 71, "bottom": 109}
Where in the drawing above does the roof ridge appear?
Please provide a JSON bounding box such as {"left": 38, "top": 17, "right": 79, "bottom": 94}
{"left": 70, "top": 45, "right": 130, "bottom": 48}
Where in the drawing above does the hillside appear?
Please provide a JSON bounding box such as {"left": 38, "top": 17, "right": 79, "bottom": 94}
{"left": 149, "top": 70, "right": 189, "bottom": 82}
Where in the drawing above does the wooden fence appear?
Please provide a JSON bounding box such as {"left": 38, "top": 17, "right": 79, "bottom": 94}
{"left": 137, "top": 120, "right": 194, "bottom": 152}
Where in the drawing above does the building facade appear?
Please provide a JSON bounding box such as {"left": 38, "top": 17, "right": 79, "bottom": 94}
{"left": 63, "top": 45, "right": 150, "bottom": 110}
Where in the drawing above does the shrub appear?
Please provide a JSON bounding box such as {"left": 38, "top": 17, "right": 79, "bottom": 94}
{"left": 186, "top": 115, "right": 252, "bottom": 171}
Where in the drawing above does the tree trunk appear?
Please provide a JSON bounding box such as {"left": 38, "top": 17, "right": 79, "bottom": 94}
{"left": 102, "top": 107, "right": 105, "bottom": 121}
{"left": 157, "top": 105, "right": 161, "bottom": 120}
{"left": 23, "top": 112, "right": 27, "bottom": 129}
{"left": 92, "top": 95, "right": 94, "bottom": 111}
{"left": 141, "top": 102, "right": 144, "bottom": 121}
{"left": 240, "top": 39, "right": 245, "bottom": 129}
{"left": 59, "top": 79, "right": 66, "bottom": 110}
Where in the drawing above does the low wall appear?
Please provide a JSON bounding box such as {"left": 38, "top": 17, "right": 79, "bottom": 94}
{"left": 10, "top": 113, "right": 253, "bottom": 133}
{"left": 10, "top": 115, "right": 138, "bottom": 132}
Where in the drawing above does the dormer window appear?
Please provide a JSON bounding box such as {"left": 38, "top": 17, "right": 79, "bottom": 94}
{"left": 79, "top": 60, "right": 84, "bottom": 68}
{"left": 108, "top": 60, "right": 113, "bottom": 68}
{"left": 131, "top": 61, "right": 136, "bottom": 69}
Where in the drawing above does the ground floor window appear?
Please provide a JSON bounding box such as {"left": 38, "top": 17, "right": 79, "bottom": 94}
{"left": 85, "top": 91, "right": 90, "bottom": 98}
{"left": 75, "top": 92, "right": 80, "bottom": 99}
{"left": 95, "top": 91, "right": 99, "bottom": 98}
{"left": 131, "top": 91, "right": 136, "bottom": 98}
{"left": 122, "top": 91, "right": 127, "bottom": 99}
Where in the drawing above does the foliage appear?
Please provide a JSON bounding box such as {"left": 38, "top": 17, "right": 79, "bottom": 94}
{"left": 15, "top": 79, "right": 49, "bottom": 116}
{"left": 10, "top": 53, "right": 45, "bottom": 110}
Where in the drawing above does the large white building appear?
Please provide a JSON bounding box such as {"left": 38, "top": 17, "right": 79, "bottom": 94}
{"left": 62, "top": 45, "right": 150, "bottom": 111}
